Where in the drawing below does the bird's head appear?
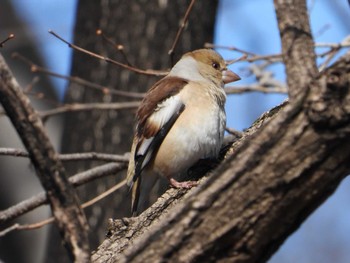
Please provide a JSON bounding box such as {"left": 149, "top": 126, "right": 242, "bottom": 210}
{"left": 170, "top": 49, "right": 240, "bottom": 86}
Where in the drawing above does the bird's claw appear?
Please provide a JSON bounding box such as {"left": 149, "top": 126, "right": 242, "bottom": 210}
{"left": 169, "top": 178, "right": 198, "bottom": 189}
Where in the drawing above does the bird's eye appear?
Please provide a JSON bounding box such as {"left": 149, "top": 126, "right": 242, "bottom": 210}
{"left": 212, "top": 62, "right": 220, "bottom": 70}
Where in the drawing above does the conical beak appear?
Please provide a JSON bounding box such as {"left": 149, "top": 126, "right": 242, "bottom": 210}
{"left": 222, "top": 69, "right": 240, "bottom": 84}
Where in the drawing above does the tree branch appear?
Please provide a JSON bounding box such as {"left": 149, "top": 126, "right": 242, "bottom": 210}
{"left": 12, "top": 52, "right": 145, "bottom": 99}
{"left": 0, "top": 148, "right": 129, "bottom": 162}
{"left": 49, "top": 30, "right": 168, "bottom": 77}
{"left": 0, "top": 179, "right": 127, "bottom": 237}
{"left": 0, "top": 33, "right": 15, "bottom": 47}
{"left": 0, "top": 162, "right": 127, "bottom": 225}
{"left": 274, "top": 0, "right": 318, "bottom": 99}
{"left": 0, "top": 54, "right": 90, "bottom": 261}
{"left": 39, "top": 101, "right": 140, "bottom": 121}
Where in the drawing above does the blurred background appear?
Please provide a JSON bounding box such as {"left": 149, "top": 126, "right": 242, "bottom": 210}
{"left": 0, "top": 0, "right": 349, "bottom": 262}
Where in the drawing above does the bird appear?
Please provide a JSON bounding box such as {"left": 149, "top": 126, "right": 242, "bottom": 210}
{"left": 126, "top": 49, "right": 240, "bottom": 215}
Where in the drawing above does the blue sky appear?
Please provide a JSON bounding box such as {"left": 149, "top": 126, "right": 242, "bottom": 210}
{"left": 10, "top": 1, "right": 350, "bottom": 262}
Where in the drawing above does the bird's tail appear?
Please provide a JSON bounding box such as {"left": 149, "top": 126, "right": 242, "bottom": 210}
{"left": 130, "top": 176, "right": 141, "bottom": 216}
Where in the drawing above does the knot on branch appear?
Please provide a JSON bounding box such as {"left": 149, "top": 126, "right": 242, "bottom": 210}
{"left": 306, "top": 56, "right": 350, "bottom": 131}
{"left": 106, "top": 217, "right": 135, "bottom": 238}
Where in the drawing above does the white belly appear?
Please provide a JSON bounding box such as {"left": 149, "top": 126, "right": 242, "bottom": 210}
{"left": 152, "top": 104, "right": 226, "bottom": 178}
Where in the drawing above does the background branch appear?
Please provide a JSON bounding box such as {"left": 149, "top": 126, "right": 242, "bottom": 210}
{"left": 0, "top": 54, "right": 90, "bottom": 261}
{"left": 0, "top": 179, "right": 127, "bottom": 237}
{"left": 0, "top": 148, "right": 129, "bottom": 162}
{"left": 39, "top": 101, "right": 140, "bottom": 121}
{"left": 12, "top": 52, "right": 145, "bottom": 99}
{"left": 274, "top": 0, "right": 318, "bottom": 99}
{"left": 49, "top": 30, "right": 168, "bottom": 77}
{"left": 0, "top": 162, "right": 127, "bottom": 225}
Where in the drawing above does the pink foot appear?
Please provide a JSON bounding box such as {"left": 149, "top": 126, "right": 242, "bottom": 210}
{"left": 169, "top": 178, "right": 198, "bottom": 189}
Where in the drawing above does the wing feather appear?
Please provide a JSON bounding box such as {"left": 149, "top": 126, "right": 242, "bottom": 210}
{"left": 126, "top": 77, "right": 188, "bottom": 214}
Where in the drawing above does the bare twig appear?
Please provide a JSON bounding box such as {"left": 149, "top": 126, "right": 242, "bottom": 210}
{"left": 49, "top": 30, "right": 167, "bottom": 77}
{"left": 96, "top": 29, "right": 134, "bottom": 66}
{"left": 206, "top": 43, "right": 283, "bottom": 64}
{"left": 225, "top": 85, "right": 287, "bottom": 95}
{"left": 205, "top": 42, "right": 257, "bottom": 56}
{"left": 12, "top": 52, "right": 145, "bottom": 99}
{"left": 0, "top": 179, "right": 127, "bottom": 237}
{"left": 23, "top": 76, "right": 40, "bottom": 93}
{"left": 39, "top": 101, "right": 140, "bottom": 121}
{"left": 0, "top": 148, "right": 129, "bottom": 163}
{"left": 315, "top": 38, "right": 350, "bottom": 50}
{"left": 59, "top": 153, "right": 128, "bottom": 163}
{"left": 317, "top": 36, "right": 350, "bottom": 71}
{"left": 0, "top": 162, "right": 127, "bottom": 225}
{"left": 225, "top": 54, "right": 248, "bottom": 66}
{"left": 0, "top": 34, "right": 15, "bottom": 48}
{"left": 81, "top": 179, "right": 127, "bottom": 208}
{"left": 168, "top": 0, "right": 196, "bottom": 64}
{"left": 225, "top": 127, "right": 243, "bottom": 138}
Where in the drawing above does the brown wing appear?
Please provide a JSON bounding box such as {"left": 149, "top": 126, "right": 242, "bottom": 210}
{"left": 126, "top": 77, "right": 188, "bottom": 214}
{"left": 136, "top": 76, "right": 188, "bottom": 138}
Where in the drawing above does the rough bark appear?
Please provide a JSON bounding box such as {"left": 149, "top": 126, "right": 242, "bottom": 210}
{"left": 274, "top": 0, "right": 318, "bottom": 99}
{"left": 91, "top": 1, "right": 350, "bottom": 262}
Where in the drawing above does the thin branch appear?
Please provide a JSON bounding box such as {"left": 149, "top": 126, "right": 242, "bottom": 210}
{"left": 59, "top": 153, "right": 128, "bottom": 163}
{"left": 315, "top": 39, "right": 350, "bottom": 50}
{"left": 0, "top": 148, "right": 129, "bottom": 163}
{"left": 225, "top": 85, "right": 287, "bottom": 95}
{"left": 0, "top": 34, "right": 15, "bottom": 48}
{"left": 12, "top": 52, "right": 145, "bottom": 99}
{"left": 49, "top": 30, "right": 168, "bottom": 77}
{"left": 23, "top": 76, "right": 40, "bottom": 93}
{"left": 81, "top": 179, "right": 127, "bottom": 208}
{"left": 319, "top": 48, "right": 340, "bottom": 72}
{"left": 168, "top": 0, "right": 196, "bottom": 64}
{"left": 0, "top": 179, "right": 127, "bottom": 237}
{"left": 205, "top": 42, "right": 257, "bottom": 56}
{"left": 205, "top": 43, "right": 283, "bottom": 65}
{"left": 39, "top": 101, "right": 140, "bottom": 121}
{"left": 317, "top": 36, "right": 350, "bottom": 71}
{"left": 0, "top": 162, "right": 127, "bottom": 225}
{"left": 96, "top": 29, "right": 134, "bottom": 66}
{"left": 225, "top": 127, "right": 243, "bottom": 138}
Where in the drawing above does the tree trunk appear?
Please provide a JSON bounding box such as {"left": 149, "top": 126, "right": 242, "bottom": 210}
{"left": 45, "top": 1, "right": 219, "bottom": 261}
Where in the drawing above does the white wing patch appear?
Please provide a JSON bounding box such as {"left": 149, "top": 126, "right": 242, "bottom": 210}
{"left": 136, "top": 94, "right": 184, "bottom": 169}
{"left": 148, "top": 95, "right": 183, "bottom": 131}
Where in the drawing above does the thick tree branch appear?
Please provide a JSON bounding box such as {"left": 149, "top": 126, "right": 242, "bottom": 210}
{"left": 274, "top": 0, "right": 318, "bottom": 99}
{"left": 0, "top": 54, "right": 90, "bottom": 262}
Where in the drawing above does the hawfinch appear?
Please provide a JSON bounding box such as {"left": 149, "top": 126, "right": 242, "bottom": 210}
{"left": 126, "top": 49, "right": 240, "bottom": 214}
